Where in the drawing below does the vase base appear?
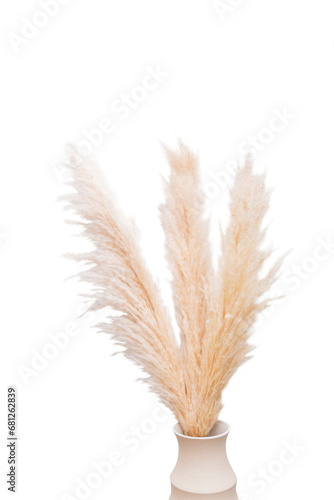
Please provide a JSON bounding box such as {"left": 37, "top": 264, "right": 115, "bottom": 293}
{"left": 170, "top": 485, "right": 238, "bottom": 499}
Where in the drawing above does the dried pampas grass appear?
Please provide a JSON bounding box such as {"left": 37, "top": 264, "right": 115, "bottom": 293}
{"left": 63, "top": 143, "right": 283, "bottom": 437}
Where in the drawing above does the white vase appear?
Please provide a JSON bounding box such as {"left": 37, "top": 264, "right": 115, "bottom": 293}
{"left": 170, "top": 421, "right": 238, "bottom": 499}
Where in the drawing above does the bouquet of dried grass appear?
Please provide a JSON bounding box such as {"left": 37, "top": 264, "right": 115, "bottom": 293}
{"left": 63, "top": 143, "right": 283, "bottom": 437}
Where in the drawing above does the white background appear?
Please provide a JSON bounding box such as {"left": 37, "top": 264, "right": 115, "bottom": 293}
{"left": 1, "top": 1, "right": 334, "bottom": 499}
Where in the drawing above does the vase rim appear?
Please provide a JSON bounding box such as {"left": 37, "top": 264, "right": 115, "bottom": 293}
{"left": 173, "top": 420, "right": 230, "bottom": 440}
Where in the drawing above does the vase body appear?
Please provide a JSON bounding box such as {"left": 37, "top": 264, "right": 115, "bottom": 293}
{"left": 170, "top": 421, "right": 238, "bottom": 499}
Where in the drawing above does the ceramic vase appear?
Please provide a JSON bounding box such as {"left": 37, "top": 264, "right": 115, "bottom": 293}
{"left": 170, "top": 421, "right": 238, "bottom": 499}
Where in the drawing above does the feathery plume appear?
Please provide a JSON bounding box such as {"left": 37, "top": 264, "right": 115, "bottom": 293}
{"left": 159, "top": 143, "right": 215, "bottom": 435}
{"left": 197, "top": 154, "right": 284, "bottom": 435}
{"left": 61, "top": 146, "right": 189, "bottom": 430}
